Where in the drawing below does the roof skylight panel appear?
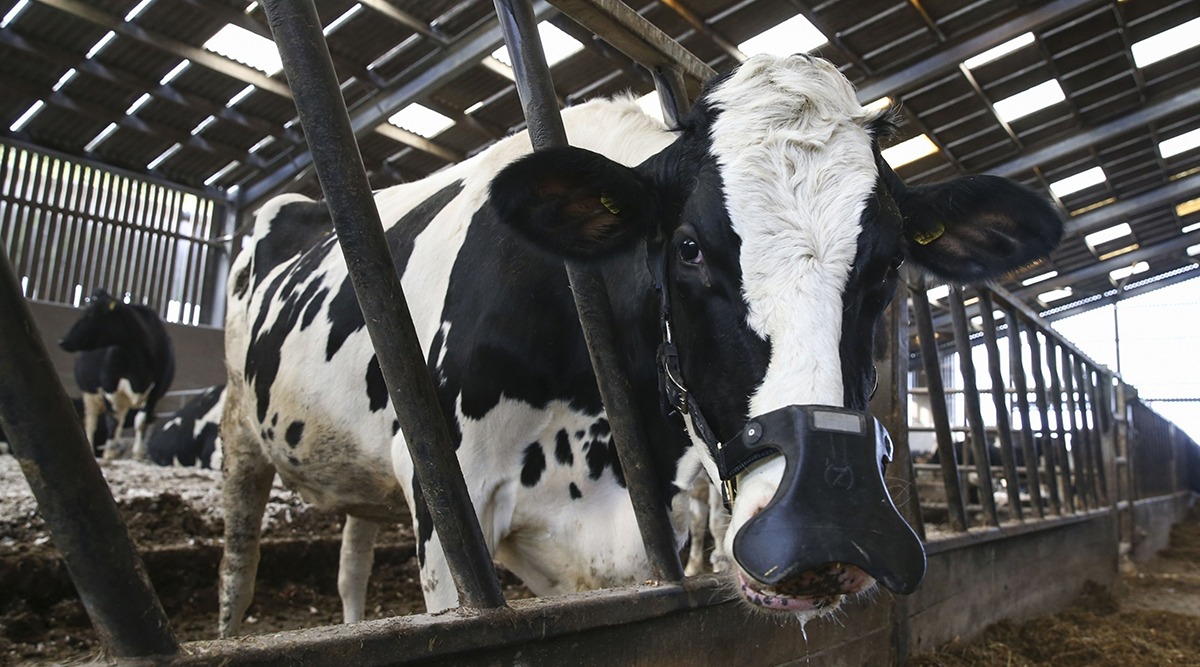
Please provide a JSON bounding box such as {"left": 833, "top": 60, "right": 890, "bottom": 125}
{"left": 490, "top": 22, "right": 583, "bottom": 68}
{"left": 881, "top": 135, "right": 939, "bottom": 168}
{"left": 1159, "top": 127, "right": 1200, "bottom": 159}
{"left": 388, "top": 104, "right": 455, "bottom": 138}
{"left": 1021, "top": 270, "right": 1058, "bottom": 286}
{"left": 9, "top": 100, "right": 44, "bottom": 132}
{"left": 992, "top": 80, "right": 1066, "bottom": 123}
{"left": 738, "top": 14, "right": 827, "bottom": 57}
{"left": 1084, "top": 223, "right": 1133, "bottom": 249}
{"left": 2, "top": 0, "right": 29, "bottom": 29}
{"left": 1109, "top": 262, "right": 1149, "bottom": 283}
{"left": 1049, "top": 166, "right": 1106, "bottom": 198}
{"left": 1038, "top": 287, "right": 1073, "bottom": 303}
{"left": 963, "top": 33, "right": 1035, "bottom": 70}
{"left": 1132, "top": 17, "right": 1200, "bottom": 68}
{"left": 204, "top": 24, "right": 283, "bottom": 75}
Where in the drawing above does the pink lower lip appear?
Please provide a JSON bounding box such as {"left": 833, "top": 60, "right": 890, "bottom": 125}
{"left": 737, "top": 572, "right": 827, "bottom": 611}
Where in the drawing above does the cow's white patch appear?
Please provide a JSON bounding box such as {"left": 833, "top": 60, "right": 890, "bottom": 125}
{"left": 705, "top": 56, "right": 880, "bottom": 569}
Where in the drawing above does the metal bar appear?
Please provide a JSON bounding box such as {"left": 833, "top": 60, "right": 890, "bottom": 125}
{"left": 911, "top": 274, "right": 968, "bottom": 532}
{"left": 0, "top": 246, "right": 178, "bottom": 657}
{"left": 1059, "top": 348, "right": 1088, "bottom": 511}
{"left": 1085, "top": 367, "right": 1111, "bottom": 505}
{"left": 948, "top": 285, "right": 999, "bottom": 526}
{"left": 1004, "top": 308, "right": 1045, "bottom": 518}
{"left": 548, "top": 0, "right": 715, "bottom": 97}
{"left": 1043, "top": 341, "right": 1076, "bottom": 513}
{"left": 872, "top": 279, "right": 924, "bottom": 539}
{"left": 494, "top": 0, "right": 685, "bottom": 581}
{"left": 262, "top": 0, "right": 506, "bottom": 609}
{"left": 977, "top": 291, "right": 1023, "bottom": 520}
{"left": 650, "top": 66, "right": 691, "bottom": 127}
{"left": 1025, "top": 328, "right": 1062, "bottom": 514}
{"left": 1071, "top": 357, "right": 1099, "bottom": 508}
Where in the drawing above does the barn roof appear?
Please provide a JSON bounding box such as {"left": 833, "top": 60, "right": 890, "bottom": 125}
{"left": 2, "top": 0, "right": 1198, "bottom": 324}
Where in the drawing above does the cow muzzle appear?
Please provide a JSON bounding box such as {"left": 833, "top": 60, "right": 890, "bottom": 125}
{"left": 717, "top": 405, "right": 926, "bottom": 604}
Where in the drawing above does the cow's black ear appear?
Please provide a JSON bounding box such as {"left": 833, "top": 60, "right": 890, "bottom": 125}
{"left": 890, "top": 171, "right": 1064, "bottom": 283}
{"left": 490, "top": 146, "right": 656, "bottom": 259}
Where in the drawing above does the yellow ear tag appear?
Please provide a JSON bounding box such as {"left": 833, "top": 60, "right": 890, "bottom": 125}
{"left": 600, "top": 193, "right": 621, "bottom": 216}
{"left": 108, "top": 301, "right": 117, "bottom": 311}
{"left": 911, "top": 223, "right": 945, "bottom": 246}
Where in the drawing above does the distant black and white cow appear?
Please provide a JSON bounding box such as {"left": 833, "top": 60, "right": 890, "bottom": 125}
{"left": 147, "top": 384, "right": 225, "bottom": 469}
{"left": 220, "top": 55, "right": 1062, "bottom": 635}
{"left": 59, "top": 289, "right": 176, "bottom": 461}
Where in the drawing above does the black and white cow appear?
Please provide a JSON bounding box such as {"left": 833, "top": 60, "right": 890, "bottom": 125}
{"left": 220, "top": 55, "right": 1062, "bottom": 635}
{"left": 59, "top": 289, "right": 176, "bottom": 461}
{"left": 147, "top": 384, "right": 225, "bottom": 469}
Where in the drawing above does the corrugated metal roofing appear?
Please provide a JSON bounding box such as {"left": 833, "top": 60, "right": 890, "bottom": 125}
{"left": 1, "top": 0, "right": 1198, "bottom": 326}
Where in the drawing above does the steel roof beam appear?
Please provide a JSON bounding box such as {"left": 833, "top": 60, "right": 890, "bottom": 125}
{"left": 984, "top": 86, "right": 1200, "bottom": 178}
{"left": 1015, "top": 230, "right": 1200, "bottom": 300}
{"left": 1039, "top": 263, "right": 1200, "bottom": 323}
{"left": 241, "top": 1, "right": 554, "bottom": 209}
{"left": 854, "top": 0, "right": 1104, "bottom": 104}
{"left": 1063, "top": 172, "right": 1200, "bottom": 237}
{"left": 34, "top": 0, "right": 292, "bottom": 98}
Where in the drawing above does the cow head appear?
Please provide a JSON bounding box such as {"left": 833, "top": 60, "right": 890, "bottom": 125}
{"left": 490, "top": 55, "right": 1063, "bottom": 616}
{"left": 60, "top": 289, "right": 124, "bottom": 352}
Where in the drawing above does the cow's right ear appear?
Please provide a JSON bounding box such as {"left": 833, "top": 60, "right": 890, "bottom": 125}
{"left": 490, "top": 146, "right": 656, "bottom": 259}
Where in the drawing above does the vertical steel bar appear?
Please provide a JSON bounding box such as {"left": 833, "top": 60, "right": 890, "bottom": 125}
{"left": 0, "top": 246, "right": 178, "bottom": 658}
{"left": 911, "top": 275, "right": 968, "bottom": 531}
{"left": 1003, "top": 309, "right": 1045, "bottom": 518}
{"left": 977, "top": 291, "right": 1023, "bottom": 519}
{"left": 871, "top": 278, "right": 924, "bottom": 538}
{"left": 948, "top": 285, "right": 999, "bottom": 525}
{"left": 262, "top": 0, "right": 505, "bottom": 609}
{"left": 650, "top": 65, "right": 691, "bottom": 126}
{"left": 494, "top": 0, "right": 685, "bottom": 580}
{"left": 1044, "top": 341, "right": 1076, "bottom": 512}
{"left": 1026, "top": 330, "right": 1062, "bottom": 514}
{"left": 1072, "top": 358, "right": 1099, "bottom": 508}
{"left": 1060, "top": 349, "right": 1087, "bottom": 510}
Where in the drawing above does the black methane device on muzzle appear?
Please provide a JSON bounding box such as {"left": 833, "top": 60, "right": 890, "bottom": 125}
{"left": 718, "top": 405, "right": 926, "bottom": 595}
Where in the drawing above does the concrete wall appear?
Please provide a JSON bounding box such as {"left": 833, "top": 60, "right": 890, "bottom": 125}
{"left": 1130, "top": 492, "right": 1193, "bottom": 563}
{"left": 26, "top": 300, "right": 226, "bottom": 408}
{"left": 175, "top": 508, "right": 1149, "bottom": 666}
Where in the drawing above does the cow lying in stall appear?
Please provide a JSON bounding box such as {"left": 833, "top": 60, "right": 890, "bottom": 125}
{"left": 59, "top": 289, "right": 176, "bottom": 461}
{"left": 219, "top": 54, "right": 1062, "bottom": 635}
{"left": 147, "top": 384, "right": 226, "bottom": 469}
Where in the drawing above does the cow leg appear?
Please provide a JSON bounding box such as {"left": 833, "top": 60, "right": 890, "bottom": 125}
{"left": 81, "top": 392, "right": 105, "bottom": 454}
{"left": 337, "top": 515, "right": 381, "bottom": 623}
{"left": 131, "top": 410, "right": 150, "bottom": 461}
{"left": 707, "top": 480, "right": 731, "bottom": 573}
{"left": 104, "top": 404, "right": 131, "bottom": 460}
{"left": 684, "top": 478, "right": 710, "bottom": 576}
{"left": 218, "top": 422, "right": 276, "bottom": 637}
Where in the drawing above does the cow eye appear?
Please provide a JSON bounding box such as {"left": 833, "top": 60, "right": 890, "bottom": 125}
{"left": 678, "top": 237, "right": 703, "bottom": 264}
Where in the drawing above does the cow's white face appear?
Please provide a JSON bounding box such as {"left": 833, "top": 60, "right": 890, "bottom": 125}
{"left": 491, "top": 54, "right": 1062, "bottom": 617}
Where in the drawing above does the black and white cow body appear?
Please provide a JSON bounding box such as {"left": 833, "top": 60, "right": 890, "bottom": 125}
{"left": 59, "top": 289, "right": 176, "bottom": 461}
{"left": 220, "top": 55, "right": 1062, "bottom": 635}
{"left": 148, "top": 384, "right": 226, "bottom": 468}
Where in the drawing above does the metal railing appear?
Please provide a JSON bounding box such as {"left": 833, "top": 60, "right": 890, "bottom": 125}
{"left": 0, "top": 140, "right": 228, "bottom": 326}
{"left": 907, "top": 280, "right": 1193, "bottom": 535}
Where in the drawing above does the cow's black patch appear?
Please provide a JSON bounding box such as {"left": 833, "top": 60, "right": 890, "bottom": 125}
{"left": 413, "top": 473, "right": 433, "bottom": 568}
{"left": 584, "top": 437, "right": 625, "bottom": 487}
{"left": 392, "top": 420, "right": 401, "bottom": 436}
{"left": 285, "top": 421, "right": 304, "bottom": 448}
{"left": 589, "top": 418, "right": 610, "bottom": 438}
{"left": 366, "top": 354, "right": 388, "bottom": 412}
{"left": 575, "top": 430, "right": 585, "bottom": 439}
{"left": 554, "top": 429, "right": 573, "bottom": 465}
{"left": 246, "top": 275, "right": 326, "bottom": 422}
{"left": 520, "top": 442, "right": 546, "bottom": 487}
{"left": 271, "top": 414, "right": 278, "bottom": 426}
{"left": 324, "top": 181, "right": 463, "bottom": 363}
{"left": 288, "top": 456, "right": 300, "bottom": 466}
{"left": 232, "top": 265, "right": 250, "bottom": 299}
{"left": 569, "top": 483, "right": 582, "bottom": 500}
{"left": 266, "top": 428, "right": 275, "bottom": 440}
{"left": 301, "top": 286, "right": 329, "bottom": 331}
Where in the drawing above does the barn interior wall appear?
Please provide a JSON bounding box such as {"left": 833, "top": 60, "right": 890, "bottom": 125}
{"left": 27, "top": 300, "right": 226, "bottom": 406}
{"left": 1129, "top": 492, "right": 1193, "bottom": 563}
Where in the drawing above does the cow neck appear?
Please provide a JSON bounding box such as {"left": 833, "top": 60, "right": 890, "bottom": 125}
{"left": 646, "top": 244, "right": 723, "bottom": 467}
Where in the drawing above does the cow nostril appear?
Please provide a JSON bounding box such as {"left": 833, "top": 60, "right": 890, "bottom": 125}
{"left": 772, "top": 562, "right": 872, "bottom": 598}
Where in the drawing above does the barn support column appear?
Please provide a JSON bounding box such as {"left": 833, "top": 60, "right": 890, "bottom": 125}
{"left": 260, "top": 0, "right": 506, "bottom": 609}
{"left": 493, "top": 0, "right": 685, "bottom": 581}
{"left": 0, "top": 247, "right": 178, "bottom": 658}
